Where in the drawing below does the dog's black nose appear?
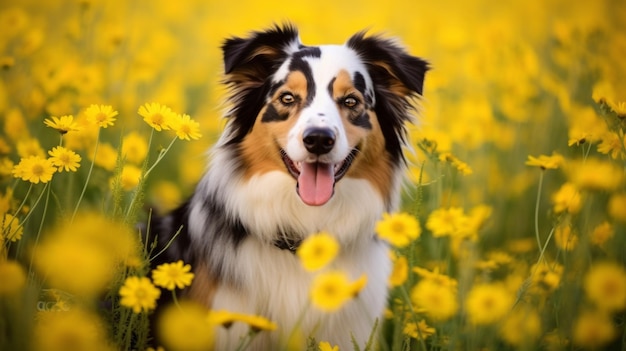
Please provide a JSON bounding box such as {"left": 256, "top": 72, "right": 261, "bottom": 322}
{"left": 303, "top": 127, "right": 335, "bottom": 155}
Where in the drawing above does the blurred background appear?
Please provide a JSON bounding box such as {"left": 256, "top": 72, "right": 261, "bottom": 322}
{"left": 2, "top": 0, "right": 624, "bottom": 228}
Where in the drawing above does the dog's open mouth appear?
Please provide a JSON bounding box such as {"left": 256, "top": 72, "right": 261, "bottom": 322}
{"left": 280, "top": 149, "right": 358, "bottom": 206}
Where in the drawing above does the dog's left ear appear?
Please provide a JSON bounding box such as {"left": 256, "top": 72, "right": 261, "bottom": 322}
{"left": 346, "top": 33, "right": 429, "bottom": 163}
{"left": 346, "top": 32, "right": 429, "bottom": 98}
{"left": 222, "top": 24, "right": 300, "bottom": 87}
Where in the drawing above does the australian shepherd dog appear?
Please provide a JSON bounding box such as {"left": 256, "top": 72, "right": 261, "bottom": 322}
{"left": 149, "top": 24, "right": 428, "bottom": 350}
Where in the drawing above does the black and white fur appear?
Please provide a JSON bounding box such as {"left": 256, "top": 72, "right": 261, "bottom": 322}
{"left": 149, "top": 24, "right": 428, "bottom": 350}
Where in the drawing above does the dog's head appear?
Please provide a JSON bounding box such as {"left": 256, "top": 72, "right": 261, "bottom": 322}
{"left": 221, "top": 24, "right": 428, "bottom": 207}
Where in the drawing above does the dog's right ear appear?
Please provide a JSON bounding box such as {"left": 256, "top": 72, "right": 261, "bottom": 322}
{"left": 222, "top": 24, "right": 300, "bottom": 86}
{"left": 221, "top": 24, "right": 300, "bottom": 144}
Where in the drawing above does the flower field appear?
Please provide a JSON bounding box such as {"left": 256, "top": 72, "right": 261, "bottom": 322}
{"left": 1, "top": 0, "right": 625, "bottom": 350}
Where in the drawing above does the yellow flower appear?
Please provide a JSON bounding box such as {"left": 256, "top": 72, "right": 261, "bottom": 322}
{"left": 0, "top": 260, "right": 26, "bottom": 295}
{"left": 525, "top": 153, "right": 564, "bottom": 170}
{"left": 607, "top": 193, "right": 626, "bottom": 222}
{"left": 499, "top": 307, "right": 542, "bottom": 346}
{"left": 554, "top": 224, "right": 578, "bottom": 251}
{"left": 310, "top": 271, "right": 354, "bottom": 312}
{"left": 0, "top": 157, "right": 14, "bottom": 177}
{"left": 590, "top": 221, "right": 614, "bottom": 247}
{"left": 33, "top": 235, "right": 114, "bottom": 297}
{"left": 410, "top": 278, "right": 458, "bottom": 321}
{"left": 349, "top": 274, "right": 368, "bottom": 297}
{"left": 118, "top": 164, "right": 142, "bottom": 191}
{"left": 92, "top": 142, "right": 118, "bottom": 171}
{"left": 12, "top": 155, "right": 56, "bottom": 184}
{"left": 465, "top": 283, "right": 515, "bottom": 325}
{"left": 608, "top": 100, "right": 626, "bottom": 118}
{"left": 572, "top": 310, "right": 617, "bottom": 349}
{"left": 1, "top": 213, "right": 23, "bottom": 242}
{"left": 530, "top": 261, "right": 563, "bottom": 294}
{"left": 121, "top": 131, "right": 149, "bottom": 164}
{"left": 597, "top": 131, "right": 624, "bottom": 159}
{"left": 158, "top": 301, "right": 214, "bottom": 351}
{"left": 138, "top": 102, "right": 176, "bottom": 131}
{"left": 48, "top": 146, "right": 81, "bottom": 172}
{"left": 375, "top": 212, "right": 421, "bottom": 247}
{"left": 44, "top": 115, "right": 81, "bottom": 134}
{"left": 551, "top": 182, "right": 581, "bottom": 214}
{"left": 119, "top": 276, "right": 161, "bottom": 313}
{"left": 389, "top": 254, "right": 408, "bottom": 287}
{"left": 565, "top": 158, "right": 624, "bottom": 191}
{"left": 235, "top": 313, "right": 278, "bottom": 332}
{"left": 207, "top": 310, "right": 277, "bottom": 332}
{"left": 171, "top": 113, "right": 202, "bottom": 140}
{"left": 16, "top": 138, "right": 44, "bottom": 158}
{"left": 425, "top": 207, "right": 471, "bottom": 238}
{"left": 403, "top": 319, "right": 436, "bottom": 340}
{"left": 319, "top": 341, "right": 339, "bottom": 351}
{"left": 296, "top": 231, "right": 340, "bottom": 271}
{"left": 33, "top": 308, "right": 115, "bottom": 351}
{"left": 84, "top": 104, "right": 118, "bottom": 128}
{"left": 151, "top": 181, "right": 183, "bottom": 212}
{"left": 152, "top": 260, "right": 195, "bottom": 290}
{"left": 439, "top": 152, "right": 473, "bottom": 175}
{"left": 583, "top": 261, "right": 626, "bottom": 312}
{"left": 412, "top": 266, "right": 458, "bottom": 289}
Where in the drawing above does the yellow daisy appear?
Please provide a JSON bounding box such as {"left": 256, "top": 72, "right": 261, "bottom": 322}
{"left": 465, "top": 283, "right": 515, "bottom": 325}
{"left": 525, "top": 153, "right": 564, "bottom": 170}
{"left": 375, "top": 212, "right": 421, "bottom": 247}
{"left": 48, "top": 146, "right": 81, "bottom": 172}
{"left": 138, "top": 102, "right": 176, "bottom": 131}
{"left": 296, "top": 231, "right": 340, "bottom": 272}
{"left": 152, "top": 260, "right": 195, "bottom": 291}
{"left": 121, "top": 131, "right": 149, "bottom": 164}
{"left": 235, "top": 313, "right": 278, "bottom": 332}
{"left": 12, "top": 155, "right": 56, "bottom": 184}
{"left": 584, "top": 261, "right": 626, "bottom": 312}
{"left": 410, "top": 278, "right": 458, "bottom": 321}
{"left": 572, "top": 310, "right": 617, "bottom": 349}
{"left": 319, "top": 341, "right": 339, "bottom": 351}
{"left": 158, "top": 301, "right": 214, "bottom": 351}
{"left": 425, "top": 207, "right": 471, "bottom": 238}
{"left": 403, "top": 319, "right": 436, "bottom": 340}
{"left": 44, "top": 115, "right": 81, "bottom": 134}
{"left": 171, "top": 113, "right": 202, "bottom": 141}
{"left": 1, "top": 213, "right": 23, "bottom": 242}
{"left": 119, "top": 276, "right": 161, "bottom": 313}
{"left": 310, "top": 271, "right": 353, "bottom": 312}
{"left": 0, "top": 260, "right": 27, "bottom": 295}
{"left": 389, "top": 253, "right": 408, "bottom": 287}
{"left": 84, "top": 104, "right": 118, "bottom": 128}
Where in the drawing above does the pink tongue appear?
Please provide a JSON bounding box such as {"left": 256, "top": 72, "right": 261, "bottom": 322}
{"left": 298, "top": 162, "right": 335, "bottom": 206}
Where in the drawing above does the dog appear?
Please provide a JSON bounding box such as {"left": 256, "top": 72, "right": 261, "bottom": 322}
{"left": 149, "top": 24, "right": 428, "bottom": 350}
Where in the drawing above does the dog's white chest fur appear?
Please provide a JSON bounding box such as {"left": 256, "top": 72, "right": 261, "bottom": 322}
{"left": 190, "top": 169, "right": 393, "bottom": 350}
{"left": 211, "top": 230, "right": 391, "bottom": 350}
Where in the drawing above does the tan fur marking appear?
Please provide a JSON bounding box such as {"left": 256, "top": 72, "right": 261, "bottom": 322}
{"left": 346, "top": 112, "right": 394, "bottom": 200}
{"left": 332, "top": 70, "right": 395, "bottom": 201}
{"left": 186, "top": 261, "right": 218, "bottom": 308}
{"left": 240, "top": 71, "right": 308, "bottom": 179}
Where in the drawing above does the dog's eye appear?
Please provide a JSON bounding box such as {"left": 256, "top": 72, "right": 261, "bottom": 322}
{"left": 280, "top": 93, "right": 296, "bottom": 106}
{"left": 343, "top": 96, "right": 359, "bottom": 109}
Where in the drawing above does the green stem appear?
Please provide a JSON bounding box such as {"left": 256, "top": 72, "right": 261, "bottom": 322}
{"left": 27, "top": 182, "right": 52, "bottom": 276}
{"left": 72, "top": 128, "right": 101, "bottom": 222}
{"left": 533, "top": 171, "right": 545, "bottom": 251}
{"left": 125, "top": 134, "right": 177, "bottom": 220}
{"left": 15, "top": 183, "right": 47, "bottom": 257}
{"left": 144, "top": 135, "right": 178, "bottom": 179}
